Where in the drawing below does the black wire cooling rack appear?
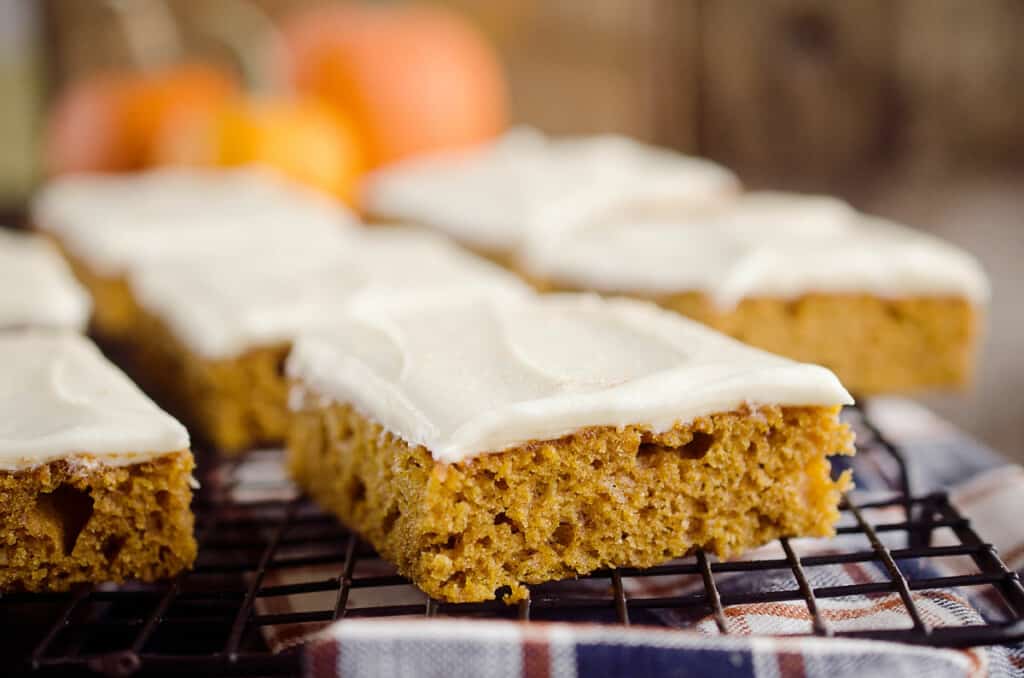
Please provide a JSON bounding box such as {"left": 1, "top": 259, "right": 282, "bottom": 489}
{"left": 4, "top": 404, "right": 1024, "bottom": 677}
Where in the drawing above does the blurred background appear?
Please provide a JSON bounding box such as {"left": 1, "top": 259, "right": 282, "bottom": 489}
{"left": 0, "top": 0, "right": 1020, "bottom": 457}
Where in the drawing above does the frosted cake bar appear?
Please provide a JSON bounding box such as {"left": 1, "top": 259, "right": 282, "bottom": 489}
{"left": 522, "top": 192, "right": 990, "bottom": 394}
{"left": 121, "top": 228, "right": 529, "bottom": 452}
{"left": 32, "top": 167, "right": 356, "bottom": 340}
{"left": 0, "top": 331, "right": 195, "bottom": 591}
{"left": 286, "top": 293, "right": 854, "bottom": 602}
{"left": 0, "top": 230, "right": 90, "bottom": 331}
{"left": 360, "top": 128, "right": 739, "bottom": 262}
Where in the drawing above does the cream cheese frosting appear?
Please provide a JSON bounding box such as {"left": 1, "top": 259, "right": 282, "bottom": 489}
{"left": 32, "top": 167, "right": 357, "bottom": 277}
{"left": 0, "top": 331, "right": 190, "bottom": 470}
{"left": 522, "top": 191, "right": 991, "bottom": 308}
{"left": 360, "top": 128, "right": 739, "bottom": 253}
{"left": 0, "top": 230, "right": 91, "bottom": 330}
{"left": 129, "top": 227, "right": 529, "bottom": 360}
{"left": 287, "top": 293, "right": 853, "bottom": 463}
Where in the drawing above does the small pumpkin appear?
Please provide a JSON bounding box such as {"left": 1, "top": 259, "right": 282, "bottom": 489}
{"left": 152, "top": 96, "right": 364, "bottom": 202}
{"left": 44, "top": 73, "right": 137, "bottom": 174}
{"left": 280, "top": 2, "right": 508, "bottom": 167}
{"left": 44, "top": 63, "right": 237, "bottom": 175}
{"left": 148, "top": 0, "right": 365, "bottom": 202}
{"left": 134, "top": 64, "right": 241, "bottom": 165}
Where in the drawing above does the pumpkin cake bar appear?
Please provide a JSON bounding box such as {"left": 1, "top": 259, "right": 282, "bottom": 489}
{"left": 521, "top": 192, "right": 990, "bottom": 395}
{"left": 122, "top": 227, "right": 528, "bottom": 453}
{"left": 286, "top": 293, "right": 854, "bottom": 603}
{"left": 31, "top": 167, "right": 356, "bottom": 342}
{"left": 0, "top": 229, "right": 90, "bottom": 331}
{"left": 0, "top": 331, "right": 195, "bottom": 591}
{"left": 360, "top": 128, "right": 738, "bottom": 264}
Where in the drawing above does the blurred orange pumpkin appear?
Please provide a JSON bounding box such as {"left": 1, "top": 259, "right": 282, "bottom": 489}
{"left": 152, "top": 96, "right": 364, "bottom": 202}
{"left": 44, "top": 63, "right": 238, "bottom": 175}
{"left": 44, "top": 73, "right": 137, "bottom": 174}
{"left": 280, "top": 2, "right": 507, "bottom": 168}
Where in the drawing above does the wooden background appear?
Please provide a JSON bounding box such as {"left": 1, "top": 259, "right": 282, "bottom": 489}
{"left": 47, "top": 0, "right": 1024, "bottom": 188}
{"left": 44, "top": 0, "right": 1024, "bottom": 457}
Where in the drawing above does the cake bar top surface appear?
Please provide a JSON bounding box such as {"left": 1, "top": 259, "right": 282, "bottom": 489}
{"left": 32, "top": 167, "right": 356, "bottom": 276}
{"left": 130, "top": 227, "right": 530, "bottom": 359}
{"left": 523, "top": 191, "right": 990, "bottom": 307}
{"left": 0, "top": 230, "right": 91, "bottom": 331}
{"left": 360, "top": 128, "right": 738, "bottom": 252}
{"left": 287, "top": 293, "right": 852, "bottom": 463}
{"left": 0, "top": 331, "right": 190, "bottom": 470}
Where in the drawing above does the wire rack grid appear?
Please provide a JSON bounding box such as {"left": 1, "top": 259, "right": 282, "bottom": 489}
{"left": 4, "top": 404, "right": 1024, "bottom": 676}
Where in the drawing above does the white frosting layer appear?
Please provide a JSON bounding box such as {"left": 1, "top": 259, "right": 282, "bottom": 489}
{"left": 0, "top": 230, "right": 91, "bottom": 330}
{"left": 33, "top": 167, "right": 357, "bottom": 277}
{"left": 287, "top": 293, "right": 852, "bottom": 463}
{"left": 523, "top": 192, "right": 990, "bottom": 308}
{"left": 361, "top": 128, "right": 738, "bottom": 253}
{"left": 130, "top": 227, "right": 529, "bottom": 359}
{"left": 0, "top": 331, "right": 190, "bottom": 470}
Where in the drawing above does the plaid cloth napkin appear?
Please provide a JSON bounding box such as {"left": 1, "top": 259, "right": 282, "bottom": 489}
{"left": 239, "top": 398, "right": 1024, "bottom": 677}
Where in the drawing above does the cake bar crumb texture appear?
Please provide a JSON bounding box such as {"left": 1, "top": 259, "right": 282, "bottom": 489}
{"left": 289, "top": 401, "right": 852, "bottom": 602}
{"left": 0, "top": 452, "right": 196, "bottom": 591}
{"left": 657, "top": 292, "right": 979, "bottom": 394}
{"left": 123, "top": 316, "right": 291, "bottom": 454}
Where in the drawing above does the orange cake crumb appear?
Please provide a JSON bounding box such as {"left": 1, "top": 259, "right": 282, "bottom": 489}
{"left": 288, "top": 400, "right": 853, "bottom": 603}
{"left": 0, "top": 451, "right": 196, "bottom": 591}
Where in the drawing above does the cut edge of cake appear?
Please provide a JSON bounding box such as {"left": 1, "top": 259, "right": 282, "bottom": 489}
{"left": 287, "top": 396, "right": 853, "bottom": 602}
